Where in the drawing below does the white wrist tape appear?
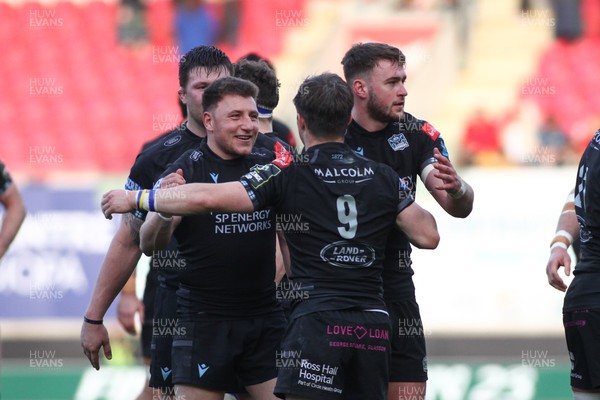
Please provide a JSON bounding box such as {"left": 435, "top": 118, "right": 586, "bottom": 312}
{"left": 550, "top": 242, "right": 568, "bottom": 251}
{"left": 555, "top": 229, "right": 574, "bottom": 245}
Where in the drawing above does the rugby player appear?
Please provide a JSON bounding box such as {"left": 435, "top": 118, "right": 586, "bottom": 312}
{"left": 81, "top": 46, "right": 233, "bottom": 399}
{"left": 341, "top": 42, "right": 474, "bottom": 400}
{"left": 101, "top": 72, "right": 440, "bottom": 400}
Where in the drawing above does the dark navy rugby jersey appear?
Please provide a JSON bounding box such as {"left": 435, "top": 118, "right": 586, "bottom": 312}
{"left": 125, "top": 125, "right": 204, "bottom": 220}
{"left": 125, "top": 125, "right": 204, "bottom": 287}
{"left": 262, "top": 131, "right": 294, "bottom": 152}
{"left": 344, "top": 112, "right": 447, "bottom": 302}
{"left": 240, "top": 142, "right": 414, "bottom": 319}
{"left": 139, "top": 123, "right": 187, "bottom": 153}
{"left": 159, "top": 141, "right": 280, "bottom": 318}
{"left": 0, "top": 161, "right": 13, "bottom": 195}
{"left": 565, "top": 130, "right": 600, "bottom": 311}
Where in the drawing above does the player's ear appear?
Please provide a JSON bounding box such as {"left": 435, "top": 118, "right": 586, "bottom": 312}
{"left": 203, "top": 111, "right": 213, "bottom": 130}
{"left": 178, "top": 87, "right": 186, "bottom": 104}
{"left": 352, "top": 79, "right": 367, "bottom": 99}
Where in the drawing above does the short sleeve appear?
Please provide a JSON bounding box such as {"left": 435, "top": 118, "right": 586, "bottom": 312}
{"left": 397, "top": 176, "right": 415, "bottom": 214}
{"left": 239, "top": 163, "right": 288, "bottom": 210}
{"left": 416, "top": 120, "right": 449, "bottom": 174}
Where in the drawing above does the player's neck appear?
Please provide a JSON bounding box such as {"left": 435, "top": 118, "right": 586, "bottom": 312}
{"left": 258, "top": 119, "right": 273, "bottom": 134}
{"left": 351, "top": 107, "right": 387, "bottom": 133}
{"left": 186, "top": 119, "right": 208, "bottom": 138}
{"left": 304, "top": 132, "right": 344, "bottom": 150}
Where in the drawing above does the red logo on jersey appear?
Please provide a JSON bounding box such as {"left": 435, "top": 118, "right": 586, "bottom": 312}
{"left": 272, "top": 142, "right": 293, "bottom": 168}
{"left": 421, "top": 122, "right": 439, "bottom": 141}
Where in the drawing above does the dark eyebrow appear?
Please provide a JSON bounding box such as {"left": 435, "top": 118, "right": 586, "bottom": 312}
{"left": 384, "top": 76, "right": 401, "bottom": 84}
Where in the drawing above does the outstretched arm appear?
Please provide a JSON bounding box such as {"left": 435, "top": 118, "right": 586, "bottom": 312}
{"left": 138, "top": 170, "right": 185, "bottom": 255}
{"left": 424, "top": 148, "right": 474, "bottom": 218}
{"left": 395, "top": 202, "right": 439, "bottom": 249}
{"left": 546, "top": 189, "right": 579, "bottom": 292}
{"left": 102, "top": 181, "right": 254, "bottom": 218}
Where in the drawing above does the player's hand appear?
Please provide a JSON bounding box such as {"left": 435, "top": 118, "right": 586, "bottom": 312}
{"left": 160, "top": 169, "right": 186, "bottom": 189}
{"left": 101, "top": 190, "right": 134, "bottom": 219}
{"left": 546, "top": 247, "right": 572, "bottom": 292}
{"left": 432, "top": 148, "right": 461, "bottom": 193}
{"left": 157, "top": 169, "right": 185, "bottom": 219}
{"left": 117, "top": 292, "right": 144, "bottom": 335}
{"left": 81, "top": 321, "right": 112, "bottom": 370}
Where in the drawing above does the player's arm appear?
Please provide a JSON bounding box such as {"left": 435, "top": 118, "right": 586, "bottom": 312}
{"left": 546, "top": 189, "right": 579, "bottom": 292}
{"left": 138, "top": 169, "right": 186, "bottom": 255}
{"left": 395, "top": 202, "right": 439, "bottom": 249}
{"left": 81, "top": 213, "right": 143, "bottom": 370}
{"left": 102, "top": 181, "right": 255, "bottom": 217}
{"left": 0, "top": 182, "right": 26, "bottom": 259}
{"left": 423, "top": 148, "right": 474, "bottom": 218}
{"left": 139, "top": 212, "right": 181, "bottom": 255}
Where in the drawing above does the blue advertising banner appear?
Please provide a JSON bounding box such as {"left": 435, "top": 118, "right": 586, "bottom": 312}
{"left": 0, "top": 184, "right": 119, "bottom": 318}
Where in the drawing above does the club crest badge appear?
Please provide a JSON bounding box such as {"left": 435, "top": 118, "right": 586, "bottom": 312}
{"left": 388, "top": 133, "right": 409, "bottom": 151}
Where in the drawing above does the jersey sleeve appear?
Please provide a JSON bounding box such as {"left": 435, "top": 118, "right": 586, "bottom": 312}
{"left": 0, "top": 161, "right": 14, "bottom": 196}
{"left": 397, "top": 176, "right": 415, "bottom": 214}
{"left": 124, "top": 153, "right": 153, "bottom": 220}
{"left": 239, "top": 163, "right": 288, "bottom": 210}
{"left": 155, "top": 148, "right": 199, "bottom": 188}
{"left": 415, "top": 119, "right": 450, "bottom": 175}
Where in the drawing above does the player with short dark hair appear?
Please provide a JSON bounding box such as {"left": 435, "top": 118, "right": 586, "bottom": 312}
{"left": 234, "top": 59, "right": 279, "bottom": 113}
{"left": 233, "top": 58, "right": 293, "bottom": 287}
{"left": 237, "top": 52, "right": 297, "bottom": 148}
{"left": 341, "top": 42, "right": 474, "bottom": 400}
{"left": 139, "top": 76, "right": 285, "bottom": 400}
{"left": 101, "top": 72, "right": 440, "bottom": 400}
{"left": 81, "top": 46, "right": 233, "bottom": 398}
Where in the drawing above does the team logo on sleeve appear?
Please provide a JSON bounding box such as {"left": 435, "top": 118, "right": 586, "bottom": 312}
{"left": 388, "top": 133, "right": 409, "bottom": 151}
{"left": 190, "top": 150, "right": 203, "bottom": 161}
{"left": 163, "top": 135, "right": 182, "bottom": 147}
{"left": 243, "top": 164, "right": 283, "bottom": 189}
{"left": 421, "top": 122, "right": 440, "bottom": 141}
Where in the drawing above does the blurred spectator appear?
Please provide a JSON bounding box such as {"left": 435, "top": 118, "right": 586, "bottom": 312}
{"left": 550, "top": 0, "right": 583, "bottom": 41}
{"left": 118, "top": 0, "right": 149, "bottom": 48}
{"left": 460, "top": 108, "right": 503, "bottom": 166}
{"left": 219, "top": 0, "right": 241, "bottom": 48}
{"left": 537, "top": 114, "right": 570, "bottom": 165}
{"left": 521, "top": 0, "right": 532, "bottom": 12}
{"left": 175, "top": 0, "right": 220, "bottom": 54}
{"left": 446, "top": 0, "right": 473, "bottom": 68}
{"left": 571, "top": 114, "right": 600, "bottom": 155}
{"left": 501, "top": 101, "right": 541, "bottom": 165}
